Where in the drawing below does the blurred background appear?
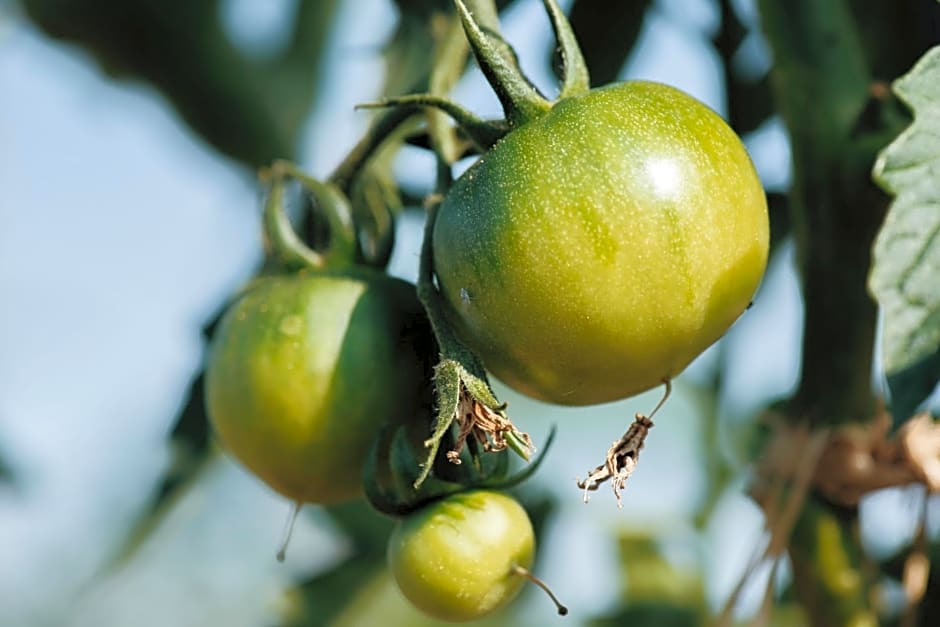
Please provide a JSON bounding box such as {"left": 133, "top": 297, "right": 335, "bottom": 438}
{"left": 1, "top": 0, "right": 937, "bottom": 625}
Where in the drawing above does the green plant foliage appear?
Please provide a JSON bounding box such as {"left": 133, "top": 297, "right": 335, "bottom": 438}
{"left": 565, "top": 0, "right": 650, "bottom": 87}
{"left": 21, "top": 0, "right": 340, "bottom": 168}
{"left": 712, "top": 0, "right": 774, "bottom": 137}
{"left": 870, "top": 46, "right": 940, "bottom": 419}
{"left": 277, "top": 501, "right": 395, "bottom": 627}
{"left": 589, "top": 529, "right": 706, "bottom": 627}
{"left": 0, "top": 452, "right": 12, "bottom": 484}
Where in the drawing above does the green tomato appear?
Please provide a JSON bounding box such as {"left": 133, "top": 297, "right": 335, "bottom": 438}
{"left": 433, "top": 81, "right": 769, "bottom": 405}
{"left": 205, "top": 268, "right": 429, "bottom": 504}
{"left": 388, "top": 490, "right": 534, "bottom": 622}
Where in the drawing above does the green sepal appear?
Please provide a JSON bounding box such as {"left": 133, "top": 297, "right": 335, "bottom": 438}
{"left": 363, "top": 425, "right": 463, "bottom": 518}
{"left": 541, "top": 0, "right": 590, "bottom": 99}
{"left": 363, "top": 422, "right": 553, "bottom": 518}
{"left": 480, "top": 426, "right": 556, "bottom": 491}
{"left": 453, "top": 0, "right": 551, "bottom": 126}
{"left": 391, "top": 428, "right": 469, "bottom": 513}
{"left": 413, "top": 359, "right": 462, "bottom": 489}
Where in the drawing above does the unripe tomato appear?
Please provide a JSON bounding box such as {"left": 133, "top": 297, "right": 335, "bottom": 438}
{"left": 433, "top": 81, "right": 769, "bottom": 405}
{"left": 205, "top": 269, "right": 429, "bottom": 504}
{"left": 388, "top": 490, "right": 534, "bottom": 622}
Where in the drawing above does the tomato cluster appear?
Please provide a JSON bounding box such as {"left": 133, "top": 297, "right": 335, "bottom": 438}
{"left": 204, "top": 0, "right": 768, "bottom": 622}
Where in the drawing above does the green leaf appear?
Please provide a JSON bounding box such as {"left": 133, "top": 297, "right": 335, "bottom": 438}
{"left": 870, "top": 46, "right": 940, "bottom": 413}
{"left": 0, "top": 450, "right": 13, "bottom": 485}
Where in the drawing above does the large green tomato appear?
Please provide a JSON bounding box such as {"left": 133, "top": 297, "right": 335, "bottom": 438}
{"left": 433, "top": 81, "right": 769, "bottom": 405}
{"left": 388, "top": 490, "right": 534, "bottom": 622}
{"left": 205, "top": 269, "right": 429, "bottom": 504}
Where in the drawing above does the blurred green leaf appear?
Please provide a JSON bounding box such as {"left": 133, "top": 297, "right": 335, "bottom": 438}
{"left": 590, "top": 604, "right": 701, "bottom": 627}
{"left": 760, "top": 0, "right": 898, "bottom": 427}
{"left": 279, "top": 521, "right": 388, "bottom": 626}
{"left": 879, "top": 539, "right": 940, "bottom": 627}
{"left": 714, "top": 0, "right": 774, "bottom": 136}
{"left": 869, "top": 46, "right": 940, "bottom": 417}
{"left": 21, "top": 0, "right": 339, "bottom": 167}
{"left": 566, "top": 0, "right": 651, "bottom": 87}
{"left": 617, "top": 532, "right": 705, "bottom": 611}
{"left": 0, "top": 451, "right": 12, "bottom": 484}
{"left": 759, "top": 0, "right": 870, "bottom": 158}
{"left": 767, "top": 192, "right": 791, "bottom": 252}
{"left": 278, "top": 500, "right": 399, "bottom": 627}
{"left": 105, "top": 315, "right": 219, "bottom": 569}
{"left": 885, "top": 352, "right": 940, "bottom": 423}
{"left": 788, "top": 498, "right": 875, "bottom": 627}
{"left": 589, "top": 526, "right": 706, "bottom": 627}
{"left": 850, "top": 0, "right": 940, "bottom": 84}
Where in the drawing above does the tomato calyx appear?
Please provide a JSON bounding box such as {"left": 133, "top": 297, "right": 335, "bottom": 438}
{"left": 425, "top": 359, "right": 534, "bottom": 475}
{"left": 452, "top": 0, "right": 551, "bottom": 126}
{"left": 577, "top": 381, "right": 672, "bottom": 508}
{"left": 412, "top": 201, "right": 536, "bottom": 484}
{"left": 363, "top": 416, "right": 555, "bottom": 517}
{"left": 358, "top": 0, "right": 588, "bottom": 138}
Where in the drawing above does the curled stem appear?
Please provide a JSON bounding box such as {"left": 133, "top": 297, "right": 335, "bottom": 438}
{"left": 261, "top": 160, "right": 357, "bottom": 270}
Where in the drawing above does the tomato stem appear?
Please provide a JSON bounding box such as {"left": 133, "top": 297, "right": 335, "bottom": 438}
{"left": 261, "top": 170, "right": 325, "bottom": 271}
{"left": 505, "top": 431, "right": 533, "bottom": 462}
{"left": 356, "top": 95, "right": 508, "bottom": 151}
{"left": 329, "top": 106, "right": 417, "bottom": 194}
{"left": 275, "top": 500, "right": 302, "bottom": 563}
{"left": 510, "top": 564, "right": 569, "bottom": 616}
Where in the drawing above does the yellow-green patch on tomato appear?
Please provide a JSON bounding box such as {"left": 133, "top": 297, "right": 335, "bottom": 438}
{"left": 205, "top": 269, "right": 429, "bottom": 504}
{"left": 433, "top": 80, "right": 769, "bottom": 405}
{"left": 388, "top": 490, "right": 534, "bottom": 622}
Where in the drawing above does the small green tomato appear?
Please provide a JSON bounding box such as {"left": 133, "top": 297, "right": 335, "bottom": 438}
{"left": 387, "top": 490, "right": 537, "bottom": 622}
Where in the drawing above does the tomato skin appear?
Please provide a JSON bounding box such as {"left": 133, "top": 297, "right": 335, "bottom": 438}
{"left": 388, "top": 490, "right": 534, "bottom": 622}
{"left": 433, "top": 80, "right": 769, "bottom": 405}
{"left": 205, "top": 268, "right": 428, "bottom": 504}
